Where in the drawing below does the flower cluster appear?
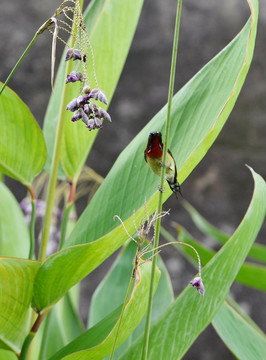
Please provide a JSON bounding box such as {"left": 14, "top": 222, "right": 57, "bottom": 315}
{"left": 65, "top": 48, "right": 111, "bottom": 131}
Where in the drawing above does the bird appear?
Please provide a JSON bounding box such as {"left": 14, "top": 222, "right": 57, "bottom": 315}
{"left": 144, "top": 131, "right": 182, "bottom": 198}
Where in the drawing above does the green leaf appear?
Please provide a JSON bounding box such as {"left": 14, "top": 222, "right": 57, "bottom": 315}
{"left": 39, "top": 290, "right": 84, "bottom": 360}
{"left": 183, "top": 200, "right": 266, "bottom": 264}
{"left": 32, "top": 227, "right": 134, "bottom": 311}
{"left": 64, "top": 0, "right": 258, "bottom": 250}
{"left": 49, "top": 261, "right": 160, "bottom": 360}
{"left": 88, "top": 241, "right": 174, "bottom": 359}
{"left": 0, "top": 182, "right": 29, "bottom": 258}
{"left": 0, "top": 83, "right": 47, "bottom": 186}
{"left": 118, "top": 167, "right": 266, "bottom": 360}
{"left": 0, "top": 258, "right": 40, "bottom": 354}
{"left": 43, "top": 0, "right": 144, "bottom": 179}
{"left": 163, "top": 225, "right": 266, "bottom": 292}
{"left": 213, "top": 299, "right": 266, "bottom": 360}
{"left": 0, "top": 349, "right": 17, "bottom": 360}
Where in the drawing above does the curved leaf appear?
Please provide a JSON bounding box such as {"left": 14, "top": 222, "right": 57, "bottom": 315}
{"left": 89, "top": 241, "right": 174, "bottom": 359}
{"left": 0, "top": 350, "right": 17, "bottom": 360}
{"left": 38, "top": 291, "right": 83, "bottom": 360}
{"left": 65, "top": 0, "right": 258, "bottom": 249}
{"left": 0, "top": 258, "right": 40, "bottom": 353}
{"left": 183, "top": 200, "right": 266, "bottom": 264}
{"left": 118, "top": 167, "right": 266, "bottom": 359}
{"left": 213, "top": 299, "right": 266, "bottom": 360}
{"left": 0, "top": 83, "right": 47, "bottom": 186}
{"left": 43, "top": 0, "right": 144, "bottom": 179}
{"left": 162, "top": 225, "right": 266, "bottom": 292}
{"left": 49, "top": 261, "right": 160, "bottom": 360}
{"left": 0, "top": 182, "right": 29, "bottom": 258}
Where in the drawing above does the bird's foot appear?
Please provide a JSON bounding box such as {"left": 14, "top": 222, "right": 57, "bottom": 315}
{"left": 158, "top": 185, "right": 166, "bottom": 193}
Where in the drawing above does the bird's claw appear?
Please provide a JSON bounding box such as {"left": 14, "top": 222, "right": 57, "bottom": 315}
{"left": 158, "top": 185, "right": 166, "bottom": 193}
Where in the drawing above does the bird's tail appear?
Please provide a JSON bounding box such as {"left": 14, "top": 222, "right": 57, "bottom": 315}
{"left": 167, "top": 180, "right": 183, "bottom": 199}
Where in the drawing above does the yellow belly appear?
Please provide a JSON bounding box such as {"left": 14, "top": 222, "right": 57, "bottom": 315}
{"left": 146, "top": 151, "right": 175, "bottom": 182}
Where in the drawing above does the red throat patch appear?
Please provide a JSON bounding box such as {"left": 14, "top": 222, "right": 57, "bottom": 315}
{"left": 145, "top": 134, "right": 163, "bottom": 159}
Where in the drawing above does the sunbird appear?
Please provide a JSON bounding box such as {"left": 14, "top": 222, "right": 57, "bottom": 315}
{"left": 144, "top": 131, "right": 182, "bottom": 198}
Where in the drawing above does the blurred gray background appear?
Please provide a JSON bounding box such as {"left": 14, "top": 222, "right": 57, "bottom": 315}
{"left": 1, "top": 0, "right": 265, "bottom": 359}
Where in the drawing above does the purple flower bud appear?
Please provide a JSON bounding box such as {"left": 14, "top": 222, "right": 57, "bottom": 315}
{"left": 99, "top": 108, "right": 111, "bottom": 122}
{"left": 76, "top": 95, "right": 85, "bottom": 107}
{"left": 94, "top": 117, "right": 103, "bottom": 129}
{"left": 65, "top": 48, "right": 74, "bottom": 61}
{"left": 97, "top": 90, "right": 108, "bottom": 105}
{"left": 72, "top": 49, "right": 82, "bottom": 61}
{"left": 86, "top": 118, "right": 96, "bottom": 131}
{"left": 65, "top": 48, "right": 82, "bottom": 61}
{"left": 83, "top": 104, "right": 90, "bottom": 114}
{"left": 79, "top": 108, "right": 89, "bottom": 126}
{"left": 190, "top": 277, "right": 205, "bottom": 297}
{"left": 90, "top": 89, "right": 108, "bottom": 105}
{"left": 66, "top": 71, "right": 83, "bottom": 84}
{"left": 66, "top": 98, "right": 78, "bottom": 112}
{"left": 71, "top": 110, "right": 83, "bottom": 122}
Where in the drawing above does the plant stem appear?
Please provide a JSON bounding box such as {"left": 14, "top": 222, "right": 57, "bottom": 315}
{"left": 0, "top": 34, "right": 38, "bottom": 96}
{"left": 110, "top": 271, "right": 135, "bottom": 360}
{"left": 19, "top": 311, "right": 48, "bottom": 360}
{"left": 58, "top": 181, "right": 76, "bottom": 250}
{"left": 19, "top": 332, "right": 35, "bottom": 360}
{"left": 141, "top": 1, "right": 183, "bottom": 359}
{"left": 29, "top": 199, "right": 36, "bottom": 259}
{"left": 38, "top": 0, "right": 83, "bottom": 263}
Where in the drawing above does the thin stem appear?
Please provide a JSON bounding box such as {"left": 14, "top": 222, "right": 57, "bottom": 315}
{"left": 39, "top": 0, "right": 83, "bottom": 263}
{"left": 0, "top": 34, "right": 38, "bottom": 96}
{"left": 110, "top": 270, "right": 135, "bottom": 360}
{"left": 141, "top": 1, "right": 182, "bottom": 359}
{"left": 29, "top": 199, "right": 36, "bottom": 259}
{"left": 19, "top": 332, "right": 35, "bottom": 360}
{"left": 19, "top": 311, "right": 48, "bottom": 360}
{"left": 58, "top": 203, "right": 72, "bottom": 250}
{"left": 143, "top": 240, "right": 202, "bottom": 278}
{"left": 58, "top": 181, "right": 76, "bottom": 250}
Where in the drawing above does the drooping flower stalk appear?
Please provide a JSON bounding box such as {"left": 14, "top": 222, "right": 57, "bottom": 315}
{"left": 39, "top": 0, "right": 84, "bottom": 263}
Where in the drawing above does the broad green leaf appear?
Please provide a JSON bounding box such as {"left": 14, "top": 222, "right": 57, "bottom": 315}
{"left": 213, "top": 299, "right": 266, "bottom": 360}
{"left": 183, "top": 200, "right": 266, "bottom": 264}
{"left": 0, "top": 182, "right": 29, "bottom": 258}
{"left": 0, "top": 258, "right": 40, "bottom": 354}
{"left": 0, "top": 83, "right": 47, "bottom": 186}
{"left": 64, "top": 0, "right": 258, "bottom": 250}
{"left": 49, "top": 261, "right": 160, "bottom": 360}
{"left": 49, "top": 306, "right": 122, "bottom": 360}
{"left": 162, "top": 225, "right": 266, "bottom": 292}
{"left": 39, "top": 291, "right": 84, "bottom": 360}
{"left": 43, "top": 0, "right": 144, "bottom": 179}
{"left": 0, "top": 350, "right": 17, "bottom": 360}
{"left": 33, "top": 0, "right": 258, "bottom": 311}
{"left": 88, "top": 241, "right": 174, "bottom": 359}
{"left": 118, "top": 168, "right": 266, "bottom": 360}
{"left": 33, "top": 211, "right": 172, "bottom": 313}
